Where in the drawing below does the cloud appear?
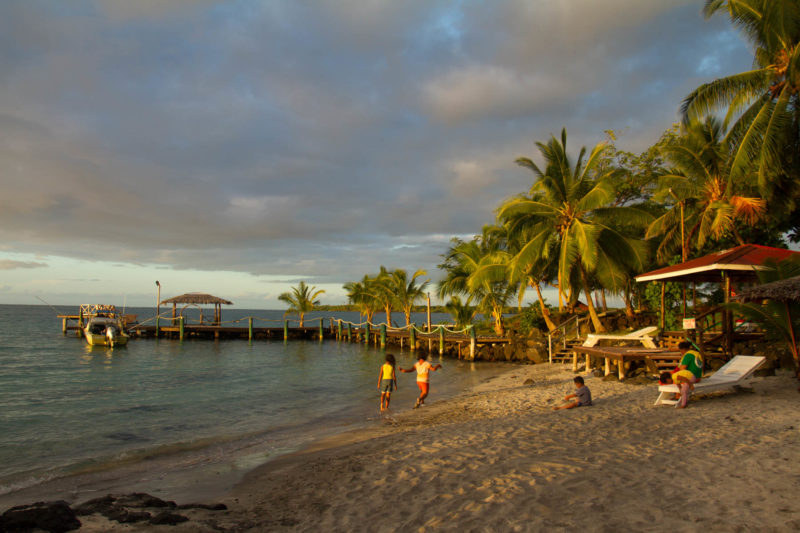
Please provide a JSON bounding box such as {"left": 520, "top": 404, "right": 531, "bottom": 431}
{"left": 0, "top": 0, "right": 753, "bottom": 305}
{"left": 422, "top": 65, "right": 567, "bottom": 123}
{"left": 0, "top": 260, "right": 48, "bottom": 270}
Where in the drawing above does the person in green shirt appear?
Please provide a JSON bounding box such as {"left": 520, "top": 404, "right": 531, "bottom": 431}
{"left": 675, "top": 341, "right": 703, "bottom": 408}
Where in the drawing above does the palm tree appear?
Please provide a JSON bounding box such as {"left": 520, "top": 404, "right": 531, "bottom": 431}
{"left": 373, "top": 266, "right": 397, "bottom": 326}
{"left": 500, "top": 215, "right": 559, "bottom": 331}
{"left": 438, "top": 226, "right": 516, "bottom": 335}
{"left": 444, "top": 296, "right": 476, "bottom": 329}
{"left": 343, "top": 275, "right": 380, "bottom": 324}
{"left": 386, "top": 268, "right": 430, "bottom": 326}
{"left": 646, "top": 117, "right": 766, "bottom": 263}
{"left": 498, "top": 128, "right": 650, "bottom": 333}
{"left": 278, "top": 281, "right": 325, "bottom": 327}
{"left": 682, "top": 0, "right": 800, "bottom": 199}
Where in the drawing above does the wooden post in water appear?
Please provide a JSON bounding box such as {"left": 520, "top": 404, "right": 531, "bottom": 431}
{"left": 179, "top": 316, "right": 184, "bottom": 341}
{"left": 337, "top": 319, "right": 343, "bottom": 341}
{"left": 155, "top": 280, "right": 161, "bottom": 337}
{"left": 439, "top": 325, "right": 445, "bottom": 355}
{"left": 319, "top": 319, "right": 324, "bottom": 341}
{"left": 380, "top": 324, "right": 386, "bottom": 348}
{"left": 364, "top": 323, "right": 370, "bottom": 344}
{"left": 346, "top": 322, "right": 352, "bottom": 341}
{"left": 283, "top": 320, "right": 288, "bottom": 341}
{"left": 248, "top": 317, "right": 253, "bottom": 341}
{"left": 427, "top": 293, "right": 432, "bottom": 353}
{"left": 409, "top": 326, "right": 416, "bottom": 351}
{"left": 62, "top": 317, "right": 67, "bottom": 335}
{"left": 469, "top": 325, "right": 476, "bottom": 360}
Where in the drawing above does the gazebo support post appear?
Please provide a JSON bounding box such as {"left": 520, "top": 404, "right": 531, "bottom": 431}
{"left": 724, "top": 273, "right": 732, "bottom": 356}
{"left": 660, "top": 282, "right": 666, "bottom": 332}
{"left": 682, "top": 282, "right": 687, "bottom": 318}
{"left": 784, "top": 302, "right": 799, "bottom": 378}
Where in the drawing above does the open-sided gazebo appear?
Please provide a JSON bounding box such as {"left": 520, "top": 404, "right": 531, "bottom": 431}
{"left": 159, "top": 292, "right": 233, "bottom": 325}
{"left": 635, "top": 244, "right": 800, "bottom": 354}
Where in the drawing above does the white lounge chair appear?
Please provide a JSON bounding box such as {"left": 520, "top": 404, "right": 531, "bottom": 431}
{"left": 583, "top": 326, "right": 659, "bottom": 349}
{"left": 654, "top": 355, "right": 766, "bottom": 406}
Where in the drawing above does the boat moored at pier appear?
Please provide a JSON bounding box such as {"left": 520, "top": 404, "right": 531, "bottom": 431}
{"left": 82, "top": 305, "right": 129, "bottom": 347}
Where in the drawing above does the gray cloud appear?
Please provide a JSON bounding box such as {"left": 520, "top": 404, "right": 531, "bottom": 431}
{"left": 0, "top": 0, "right": 752, "bottom": 291}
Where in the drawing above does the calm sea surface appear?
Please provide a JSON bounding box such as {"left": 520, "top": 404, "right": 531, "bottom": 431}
{"left": 0, "top": 304, "right": 505, "bottom": 498}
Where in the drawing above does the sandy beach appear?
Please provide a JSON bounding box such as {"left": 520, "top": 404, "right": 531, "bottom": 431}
{"left": 23, "top": 362, "right": 795, "bottom": 532}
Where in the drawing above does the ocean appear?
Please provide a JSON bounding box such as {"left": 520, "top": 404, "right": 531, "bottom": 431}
{"left": 0, "top": 304, "right": 508, "bottom": 503}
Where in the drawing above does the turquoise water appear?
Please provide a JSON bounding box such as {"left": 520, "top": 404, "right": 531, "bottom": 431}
{"left": 0, "top": 305, "right": 502, "bottom": 498}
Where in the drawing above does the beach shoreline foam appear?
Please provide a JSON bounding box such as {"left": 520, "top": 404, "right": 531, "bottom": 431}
{"left": 4, "top": 364, "right": 800, "bottom": 531}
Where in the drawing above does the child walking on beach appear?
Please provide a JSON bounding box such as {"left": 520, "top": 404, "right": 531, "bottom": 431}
{"left": 554, "top": 376, "right": 592, "bottom": 410}
{"left": 378, "top": 353, "right": 397, "bottom": 411}
{"left": 400, "top": 355, "right": 442, "bottom": 408}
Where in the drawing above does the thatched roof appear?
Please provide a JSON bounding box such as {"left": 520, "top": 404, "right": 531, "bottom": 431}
{"left": 160, "top": 292, "right": 233, "bottom": 306}
{"left": 738, "top": 275, "right": 800, "bottom": 302}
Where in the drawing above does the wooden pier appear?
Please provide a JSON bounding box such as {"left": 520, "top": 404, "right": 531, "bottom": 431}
{"left": 59, "top": 313, "right": 510, "bottom": 360}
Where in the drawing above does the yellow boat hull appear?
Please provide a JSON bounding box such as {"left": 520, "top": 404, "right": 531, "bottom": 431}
{"left": 84, "top": 331, "right": 129, "bottom": 346}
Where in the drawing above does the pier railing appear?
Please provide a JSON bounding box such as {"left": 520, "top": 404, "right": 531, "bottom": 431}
{"left": 120, "top": 312, "right": 493, "bottom": 357}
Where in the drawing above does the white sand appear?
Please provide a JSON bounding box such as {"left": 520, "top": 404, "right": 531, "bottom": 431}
{"left": 13, "top": 365, "right": 800, "bottom": 531}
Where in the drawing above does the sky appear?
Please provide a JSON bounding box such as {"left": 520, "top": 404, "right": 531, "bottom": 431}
{"left": 0, "top": 0, "right": 754, "bottom": 309}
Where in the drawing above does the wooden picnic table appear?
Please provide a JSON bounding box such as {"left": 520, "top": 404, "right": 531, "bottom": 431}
{"left": 572, "top": 345, "right": 681, "bottom": 380}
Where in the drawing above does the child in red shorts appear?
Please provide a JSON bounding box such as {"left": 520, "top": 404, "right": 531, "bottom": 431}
{"left": 400, "top": 355, "right": 442, "bottom": 408}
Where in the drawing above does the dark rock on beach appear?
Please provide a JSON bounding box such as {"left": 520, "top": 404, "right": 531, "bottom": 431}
{"left": 103, "top": 507, "right": 152, "bottom": 524}
{"left": 0, "top": 500, "right": 81, "bottom": 533}
{"left": 73, "top": 495, "right": 115, "bottom": 516}
{"left": 2, "top": 493, "right": 227, "bottom": 531}
{"left": 70, "top": 492, "right": 227, "bottom": 527}
{"left": 149, "top": 510, "right": 189, "bottom": 525}
{"left": 176, "top": 502, "right": 228, "bottom": 511}
{"left": 113, "top": 492, "right": 176, "bottom": 509}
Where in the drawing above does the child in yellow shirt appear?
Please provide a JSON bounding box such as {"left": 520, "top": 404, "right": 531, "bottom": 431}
{"left": 377, "top": 353, "right": 397, "bottom": 411}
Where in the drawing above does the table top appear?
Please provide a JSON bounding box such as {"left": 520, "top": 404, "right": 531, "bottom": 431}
{"left": 573, "top": 345, "right": 681, "bottom": 359}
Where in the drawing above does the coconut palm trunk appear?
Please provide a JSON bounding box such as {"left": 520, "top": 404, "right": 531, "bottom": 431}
{"left": 491, "top": 304, "right": 505, "bottom": 335}
{"left": 580, "top": 265, "right": 606, "bottom": 333}
{"left": 623, "top": 284, "right": 635, "bottom": 319}
{"left": 533, "top": 281, "right": 557, "bottom": 331}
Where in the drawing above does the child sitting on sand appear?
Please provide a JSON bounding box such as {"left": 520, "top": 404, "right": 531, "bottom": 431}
{"left": 554, "top": 376, "right": 592, "bottom": 410}
{"left": 377, "top": 353, "right": 397, "bottom": 411}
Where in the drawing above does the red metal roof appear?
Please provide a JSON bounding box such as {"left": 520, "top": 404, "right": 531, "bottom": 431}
{"left": 635, "top": 244, "right": 800, "bottom": 283}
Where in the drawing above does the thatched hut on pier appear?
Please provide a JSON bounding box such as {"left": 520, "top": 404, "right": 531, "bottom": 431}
{"left": 159, "top": 292, "right": 233, "bottom": 325}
